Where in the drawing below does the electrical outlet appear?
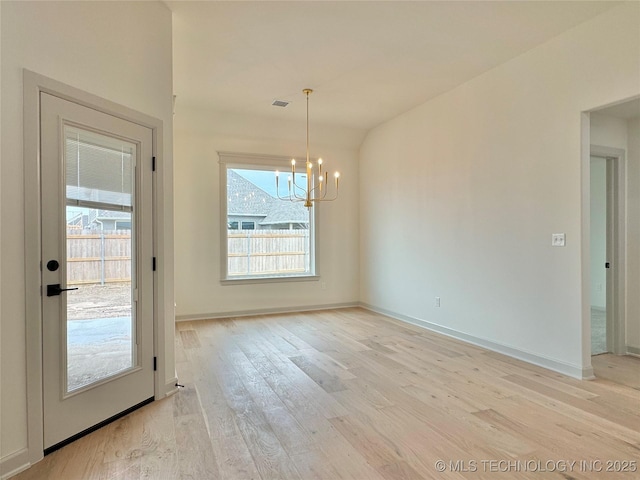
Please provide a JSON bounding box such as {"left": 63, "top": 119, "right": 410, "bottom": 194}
{"left": 321, "top": 282, "right": 327, "bottom": 290}
{"left": 552, "top": 233, "right": 566, "bottom": 247}
{"left": 435, "top": 297, "right": 441, "bottom": 307}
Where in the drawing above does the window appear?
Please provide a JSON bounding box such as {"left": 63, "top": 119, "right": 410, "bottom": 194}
{"left": 219, "top": 152, "right": 317, "bottom": 282}
{"left": 115, "top": 220, "right": 132, "bottom": 230}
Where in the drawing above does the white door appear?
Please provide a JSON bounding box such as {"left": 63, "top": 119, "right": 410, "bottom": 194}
{"left": 40, "top": 92, "right": 155, "bottom": 450}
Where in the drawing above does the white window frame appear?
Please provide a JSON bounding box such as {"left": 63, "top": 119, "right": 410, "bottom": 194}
{"left": 219, "top": 152, "right": 319, "bottom": 284}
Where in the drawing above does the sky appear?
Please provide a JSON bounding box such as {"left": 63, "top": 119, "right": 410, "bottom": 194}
{"left": 233, "top": 168, "right": 307, "bottom": 198}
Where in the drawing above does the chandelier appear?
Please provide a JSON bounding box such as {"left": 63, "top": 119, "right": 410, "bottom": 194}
{"left": 275, "top": 89, "right": 339, "bottom": 208}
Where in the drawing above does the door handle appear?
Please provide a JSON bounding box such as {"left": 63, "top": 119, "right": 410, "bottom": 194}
{"left": 47, "top": 284, "right": 79, "bottom": 297}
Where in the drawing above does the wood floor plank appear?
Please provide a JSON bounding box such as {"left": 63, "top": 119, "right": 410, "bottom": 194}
{"left": 234, "top": 410, "right": 302, "bottom": 480}
{"left": 174, "top": 413, "right": 219, "bottom": 479}
{"left": 138, "top": 398, "right": 178, "bottom": 480}
{"left": 261, "top": 407, "right": 315, "bottom": 456}
{"left": 290, "top": 348, "right": 358, "bottom": 380}
{"left": 592, "top": 353, "right": 640, "bottom": 389}
{"left": 376, "top": 461, "right": 426, "bottom": 480}
{"left": 503, "top": 374, "right": 640, "bottom": 432}
{"left": 211, "top": 433, "right": 261, "bottom": 480}
{"left": 242, "top": 336, "right": 350, "bottom": 420}
{"left": 301, "top": 416, "right": 387, "bottom": 480}
{"left": 289, "top": 355, "right": 348, "bottom": 393}
{"left": 179, "top": 329, "right": 201, "bottom": 349}
{"left": 328, "top": 415, "right": 401, "bottom": 468}
{"left": 357, "top": 338, "right": 398, "bottom": 355}
{"left": 343, "top": 375, "right": 395, "bottom": 409}
{"left": 287, "top": 450, "right": 344, "bottom": 480}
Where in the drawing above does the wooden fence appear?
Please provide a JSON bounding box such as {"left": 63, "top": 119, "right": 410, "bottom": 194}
{"left": 66, "top": 228, "right": 309, "bottom": 284}
{"left": 227, "top": 229, "right": 310, "bottom": 276}
{"left": 67, "top": 229, "right": 131, "bottom": 285}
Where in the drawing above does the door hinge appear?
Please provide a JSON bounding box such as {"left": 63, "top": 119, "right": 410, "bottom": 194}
{"left": 153, "top": 257, "right": 157, "bottom": 271}
{"left": 152, "top": 156, "right": 156, "bottom": 171}
{"left": 153, "top": 356, "right": 157, "bottom": 371}
{"left": 605, "top": 262, "right": 611, "bottom": 269}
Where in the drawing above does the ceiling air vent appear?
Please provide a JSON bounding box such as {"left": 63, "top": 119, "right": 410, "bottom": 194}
{"left": 272, "top": 100, "right": 289, "bottom": 107}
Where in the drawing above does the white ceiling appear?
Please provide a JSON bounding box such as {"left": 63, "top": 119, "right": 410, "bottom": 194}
{"left": 169, "top": 1, "right": 621, "bottom": 131}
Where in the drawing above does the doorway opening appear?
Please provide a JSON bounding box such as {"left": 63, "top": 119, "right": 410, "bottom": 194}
{"left": 587, "top": 97, "right": 640, "bottom": 389}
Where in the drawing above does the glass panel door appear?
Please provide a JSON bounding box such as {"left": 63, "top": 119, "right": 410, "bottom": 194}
{"left": 64, "top": 126, "right": 137, "bottom": 393}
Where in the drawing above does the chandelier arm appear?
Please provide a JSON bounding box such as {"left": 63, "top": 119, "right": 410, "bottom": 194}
{"left": 320, "top": 184, "right": 330, "bottom": 200}
{"left": 309, "top": 183, "right": 330, "bottom": 199}
{"left": 275, "top": 176, "right": 289, "bottom": 201}
{"left": 291, "top": 179, "right": 307, "bottom": 199}
{"left": 276, "top": 190, "right": 296, "bottom": 202}
{"left": 315, "top": 194, "right": 339, "bottom": 202}
{"left": 277, "top": 189, "right": 306, "bottom": 203}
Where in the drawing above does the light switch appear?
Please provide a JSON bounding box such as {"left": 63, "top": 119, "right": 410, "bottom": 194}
{"left": 552, "top": 233, "right": 565, "bottom": 247}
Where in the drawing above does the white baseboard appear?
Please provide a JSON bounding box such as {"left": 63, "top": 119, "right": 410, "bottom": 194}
{"left": 164, "top": 377, "right": 179, "bottom": 397}
{"left": 360, "top": 303, "right": 592, "bottom": 380}
{"left": 1, "top": 448, "right": 30, "bottom": 480}
{"left": 627, "top": 345, "right": 640, "bottom": 357}
{"left": 175, "top": 302, "right": 359, "bottom": 322}
{"left": 582, "top": 365, "right": 596, "bottom": 380}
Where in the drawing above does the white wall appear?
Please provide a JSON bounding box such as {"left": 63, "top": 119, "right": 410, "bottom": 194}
{"left": 359, "top": 2, "right": 640, "bottom": 377}
{"left": 589, "top": 157, "right": 606, "bottom": 309}
{"left": 591, "top": 113, "right": 629, "bottom": 148}
{"left": 626, "top": 117, "right": 640, "bottom": 351}
{"left": 0, "top": 1, "right": 174, "bottom": 473}
{"left": 174, "top": 107, "right": 362, "bottom": 319}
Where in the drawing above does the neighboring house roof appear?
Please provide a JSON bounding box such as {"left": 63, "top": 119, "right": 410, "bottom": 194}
{"left": 228, "top": 170, "right": 308, "bottom": 225}
{"left": 260, "top": 201, "right": 308, "bottom": 226}
{"left": 67, "top": 212, "right": 84, "bottom": 226}
{"left": 227, "top": 170, "right": 273, "bottom": 216}
{"left": 95, "top": 210, "right": 130, "bottom": 219}
{"left": 66, "top": 209, "right": 129, "bottom": 227}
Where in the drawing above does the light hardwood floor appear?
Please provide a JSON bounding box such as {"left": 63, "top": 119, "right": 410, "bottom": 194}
{"left": 592, "top": 353, "right": 640, "bottom": 389}
{"left": 14, "top": 308, "right": 640, "bottom": 479}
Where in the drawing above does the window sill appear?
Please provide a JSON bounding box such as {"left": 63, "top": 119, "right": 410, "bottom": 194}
{"left": 221, "top": 275, "right": 319, "bottom": 286}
